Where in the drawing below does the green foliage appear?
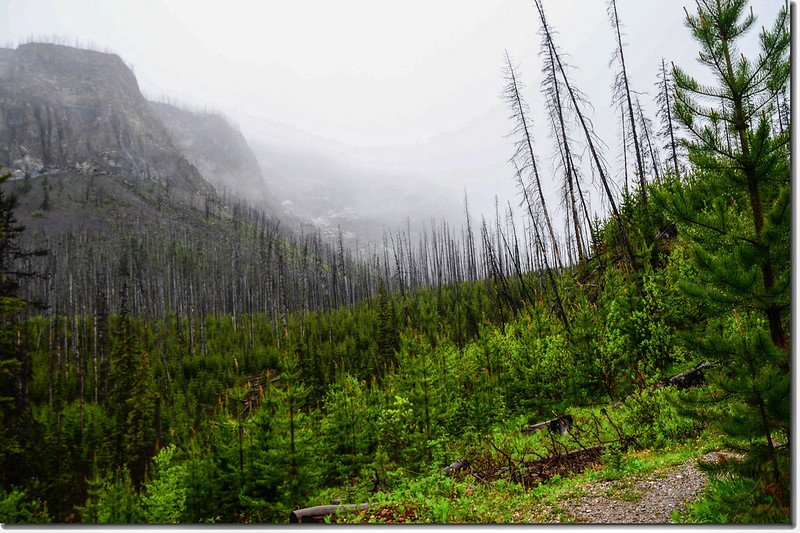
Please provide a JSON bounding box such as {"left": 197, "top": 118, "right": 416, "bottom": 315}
{"left": 661, "top": 0, "right": 790, "bottom": 504}
{"left": 141, "top": 445, "right": 188, "bottom": 524}
{"left": 376, "top": 279, "right": 400, "bottom": 373}
{"left": 680, "top": 314, "right": 789, "bottom": 481}
{"left": 593, "top": 266, "right": 641, "bottom": 399}
{"left": 680, "top": 476, "right": 790, "bottom": 524}
{"left": 504, "top": 316, "right": 572, "bottom": 413}
{"left": 320, "top": 374, "right": 375, "bottom": 485}
{"left": 31, "top": 402, "right": 114, "bottom": 521}
{"left": 79, "top": 468, "right": 143, "bottom": 524}
{"left": 376, "top": 395, "right": 417, "bottom": 471}
{"left": 239, "top": 353, "right": 322, "bottom": 522}
{"left": 619, "top": 386, "right": 698, "bottom": 448}
{"left": 125, "top": 350, "right": 157, "bottom": 487}
{"left": 0, "top": 488, "right": 50, "bottom": 524}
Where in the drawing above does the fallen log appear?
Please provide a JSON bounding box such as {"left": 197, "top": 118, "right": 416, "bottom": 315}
{"left": 522, "top": 415, "right": 573, "bottom": 435}
{"left": 522, "top": 444, "right": 604, "bottom": 470}
{"left": 290, "top": 503, "right": 371, "bottom": 523}
{"left": 662, "top": 361, "right": 712, "bottom": 389}
{"left": 472, "top": 444, "right": 605, "bottom": 488}
{"left": 520, "top": 445, "right": 604, "bottom": 488}
{"left": 442, "top": 458, "right": 469, "bottom": 476}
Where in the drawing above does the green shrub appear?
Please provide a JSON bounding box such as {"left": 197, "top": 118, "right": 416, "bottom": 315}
{"left": 680, "top": 476, "right": 790, "bottom": 524}
{"left": 620, "top": 386, "right": 699, "bottom": 447}
{"left": 0, "top": 488, "right": 50, "bottom": 524}
{"left": 141, "top": 445, "right": 188, "bottom": 523}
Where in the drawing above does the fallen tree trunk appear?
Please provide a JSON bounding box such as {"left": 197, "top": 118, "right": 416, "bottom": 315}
{"left": 290, "top": 503, "right": 371, "bottom": 523}
{"left": 520, "top": 444, "right": 604, "bottom": 488}
{"left": 661, "top": 361, "right": 712, "bottom": 389}
{"left": 522, "top": 415, "right": 573, "bottom": 435}
{"left": 472, "top": 444, "right": 606, "bottom": 489}
{"left": 443, "top": 458, "right": 469, "bottom": 476}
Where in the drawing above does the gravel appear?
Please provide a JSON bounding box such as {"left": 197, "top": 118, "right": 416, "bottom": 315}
{"left": 556, "top": 459, "right": 709, "bottom": 524}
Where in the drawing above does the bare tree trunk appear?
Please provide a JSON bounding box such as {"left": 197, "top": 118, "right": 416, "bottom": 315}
{"left": 658, "top": 58, "right": 680, "bottom": 178}
{"left": 504, "top": 51, "right": 563, "bottom": 270}
{"left": 609, "top": 0, "right": 647, "bottom": 206}
{"left": 534, "top": 0, "right": 637, "bottom": 269}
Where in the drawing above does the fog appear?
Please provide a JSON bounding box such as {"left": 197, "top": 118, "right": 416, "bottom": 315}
{"left": 1, "top": 0, "right": 783, "bottom": 242}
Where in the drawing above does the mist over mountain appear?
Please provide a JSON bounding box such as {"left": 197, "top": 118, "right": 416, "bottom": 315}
{"left": 0, "top": 41, "right": 377, "bottom": 323}
{"left": 0, "top": 42, "right": 233, "bottom": 238}
{"left": 150, "top": 100, "right": 281, "bottom": 214}
{"left": 250, "top": 138, "right": 465, "bottom": 244}
{"left": 0, "top": 41, "right": 473, "bottom": 250}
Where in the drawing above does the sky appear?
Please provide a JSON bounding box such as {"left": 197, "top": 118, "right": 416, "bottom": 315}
{"left": 0, "top": 0, "right": 785, "bottom": 233}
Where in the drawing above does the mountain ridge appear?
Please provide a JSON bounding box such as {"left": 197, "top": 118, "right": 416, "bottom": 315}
{"left": 150, "top": 100, "right": 280, "bottom": 214}
{"left": 0, "top": 42, "right": 215, "bottom": 208}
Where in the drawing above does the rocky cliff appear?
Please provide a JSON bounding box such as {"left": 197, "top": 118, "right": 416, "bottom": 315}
{"left": 0, "top": 43, "right": 215, "bottom": 206}
{"left": 150, "top": 101, "right": 277, "bottom": 211}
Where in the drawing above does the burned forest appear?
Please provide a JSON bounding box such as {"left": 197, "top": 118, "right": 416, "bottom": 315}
{"left": 0, "top": 0, "right": 790, "bottom": 525}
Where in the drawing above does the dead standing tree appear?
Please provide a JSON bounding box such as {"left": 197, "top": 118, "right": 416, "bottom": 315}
{"left": 539, "top": 27, "right": 594, "bottom": 263}
{"left": 608, "top": 0, "right": 648, "bottom": 208}
{"left": 635, "top": 95, "right": 662, "bottom": 183}
{"left": 533, "top": 0, "right": 638, "bottom": 270}
{"left": 512, "top": 161, "right": 571, "bottom": 334}
{"left": 503, "top": 51, "right": 563, "bottom": 271}
{"left": 655, "top": 58, "right": 682, "bottom": 178}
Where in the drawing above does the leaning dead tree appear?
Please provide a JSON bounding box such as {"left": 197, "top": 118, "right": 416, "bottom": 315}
{"left": 608, "top": 0, "right": 648, "bottom": 208}
{"left": 619, "top": 104, "right": 631, "bottom": 196}
{"left": 655, "top": 58, "right": 681, "bottom": 178}
{"left": 539, "top": 25, "right": 594, "bottom": 263}
{"left": 530, "top": 208, "right": 571, "bottom": 335}
{"left": 503, "top": 51, "right": 563, "bottom": 271}
{"left": 533, "top": 0, "right": 637, "bottom": 270}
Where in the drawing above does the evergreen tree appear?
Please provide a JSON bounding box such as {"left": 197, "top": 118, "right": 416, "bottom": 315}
{"left": 140, "top": 445, "right": 188, "bottom": 523}
{"left": 274, "top": 353, "right": 315, "bottom": 509}
{"left": 107, "top": 253, "right": 156, "bottom": 484}
{"left": 661, "top": 0, "right": 790, "bottom": 505}
{"left": 124, "top": 349, "right": 157, "bottom": 487}
{"left": 320, "top": 374, "right": 373, "bottom": 484}
{"left": 0, "top": 166, "right": 34, "bottom": 488}
{"left": 375, "top": 279, "right": 399, "bottom": 374}
{"left": 241, "top": 353, "right": 318, "bottom": 520}
{"left": 78, "top": 467, "right": 143, "bottom": 524}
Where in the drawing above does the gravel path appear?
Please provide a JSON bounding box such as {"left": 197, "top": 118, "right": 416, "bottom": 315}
{"left": 556, "top": 459, "right": 709, "bottom": 524}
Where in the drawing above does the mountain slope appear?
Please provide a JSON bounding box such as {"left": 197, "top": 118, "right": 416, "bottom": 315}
{"left": 150, "top": 101, "right": 279, "bottom": 213}
{"left": 0, "top": 43, "right": 215, "bottom": 206}
{"left": 0, "top": 42, "right": 375, "bottom": 321}
{"left": 0, "top": 43, "right": 232, "bottom": 237}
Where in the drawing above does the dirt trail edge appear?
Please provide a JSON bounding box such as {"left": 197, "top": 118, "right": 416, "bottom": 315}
{"left": 545, "top": 456, "right": 713, "bottom": 524}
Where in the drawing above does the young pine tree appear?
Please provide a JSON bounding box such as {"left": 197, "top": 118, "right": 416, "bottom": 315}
{"left": 0, "top": 166, "right": 35, "bottom": 489}
{"left": 375, "top": 279, "right": 400, "bottom": 374}
{"left": 124, "top": 349, "right": 157, "bottom": 488}
{"left": 661, "top": 0, "right": 790, "bottom": 508}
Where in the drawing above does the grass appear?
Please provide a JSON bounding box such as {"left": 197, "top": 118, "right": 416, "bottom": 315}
{"left": 331, "top": 433, "right": 721, "bottom": 524}
{"left": 315, "top": 391, "right": 727, "bottom": 525}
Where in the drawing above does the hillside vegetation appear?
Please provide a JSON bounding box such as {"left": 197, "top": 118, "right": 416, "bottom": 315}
{"left": 0, "top": 0, "right": 789, "bottom": 524}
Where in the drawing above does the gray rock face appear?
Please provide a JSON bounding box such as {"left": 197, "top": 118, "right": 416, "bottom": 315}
{"left": 0, "top": 43, "right": 215, "bottom": 205}
{"left": 150, "top": 101, "right": 277, "bottom": 211}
